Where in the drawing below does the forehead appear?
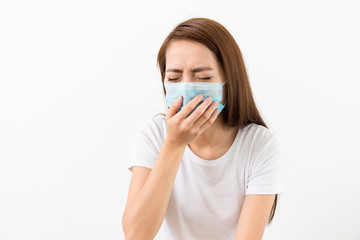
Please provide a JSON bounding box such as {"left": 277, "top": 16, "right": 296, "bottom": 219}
{"left": 165, "top": 39, "right": 217, "bottom": 68}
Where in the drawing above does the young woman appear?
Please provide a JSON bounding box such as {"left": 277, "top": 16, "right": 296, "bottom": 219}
{"left": 122, "top": 17, "right": 285, "bottom": 240}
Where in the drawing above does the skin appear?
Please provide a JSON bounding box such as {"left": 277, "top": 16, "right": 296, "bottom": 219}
{"left": 164, "top": 39, "right": 238, "bottom": 160}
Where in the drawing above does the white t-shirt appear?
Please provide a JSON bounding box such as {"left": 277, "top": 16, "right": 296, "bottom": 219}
{"left": 128, "top": 114, "right": 286, "bottom": 240}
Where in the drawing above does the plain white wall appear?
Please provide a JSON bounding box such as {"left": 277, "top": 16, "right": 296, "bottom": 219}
{"left": 0, "top": 0, "right": 359, "bottom": 239}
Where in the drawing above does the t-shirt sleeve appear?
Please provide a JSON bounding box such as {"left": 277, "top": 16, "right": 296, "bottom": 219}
{"left": 128, "top": 118, "right": 162, "bottom": 172}
{"left": 245, "top": 131, "right": 286, "bottom": 195}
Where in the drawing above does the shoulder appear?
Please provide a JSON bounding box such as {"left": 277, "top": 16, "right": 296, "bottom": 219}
{"left": 137, "top": 114, "right": 167, "bottom": 142}
{"left": 241, "top": 123, "right": 283, "bottom": 156}
{"left": 129, "top": 114, "right": 167, "bottom": 171}
{"left": 242, "top": 123, "right": 278, "bottom": 140}
{"left": 242, "top": 124, "right": 286, "bottom": 194}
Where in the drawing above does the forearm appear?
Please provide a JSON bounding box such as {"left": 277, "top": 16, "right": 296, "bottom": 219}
{"left": 123, "top": 138, "right": 186, "bottom": 240}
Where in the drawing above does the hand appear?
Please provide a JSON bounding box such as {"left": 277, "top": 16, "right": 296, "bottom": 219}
{"left": 165, "top": 94, "right": 219, "bottom": 147}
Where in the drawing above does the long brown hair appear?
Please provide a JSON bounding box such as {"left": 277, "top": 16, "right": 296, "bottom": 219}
{"left": 155, "top": 17, "right": 279, "bottom": 225}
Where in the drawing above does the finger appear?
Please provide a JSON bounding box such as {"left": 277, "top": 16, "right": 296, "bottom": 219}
{"left": 193, "top": 100, "right": 219, "bottom": 129}
{"left": 176, "top": 94, "right": 204, "bottom": 120}
{"left": 166, "top": 96, "right": 182, "bottom": 120}
{"left": 185, "top": 96, "right": 214, "bottom": 126}
{"left": 198, "top": 108, "right": 219, "bottom": 134}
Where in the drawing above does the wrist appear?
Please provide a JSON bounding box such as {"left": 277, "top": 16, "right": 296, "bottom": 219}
{"left": 164, "top": 137, "right": 187, "bottom": 150}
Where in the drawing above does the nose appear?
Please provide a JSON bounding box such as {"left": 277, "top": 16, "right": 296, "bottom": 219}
{"left": 181, "top": 71, "right": 198, "bottom": 83}
{"left": 182, "top": 74, "right": 192, "bottom": 83}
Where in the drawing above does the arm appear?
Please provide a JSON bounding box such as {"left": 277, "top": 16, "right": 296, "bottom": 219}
{"left": 122, "top": 138, "right": 186, "bottom": 240}
{"left": 122, "top": 94, "right": 218, "bottom": 239}
{"left": 234, "top": 194, "right": 276, "bottom": 240}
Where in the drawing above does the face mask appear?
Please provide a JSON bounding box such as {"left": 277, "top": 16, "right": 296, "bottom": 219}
{"left": 164, "top": 81, "right": 227, "bottom": 115}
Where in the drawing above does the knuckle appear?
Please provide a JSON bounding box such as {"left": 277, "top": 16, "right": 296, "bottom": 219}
{"left": 184, "top": 126, "right": 191, "bottom": 132}
{"left": 201, "top": 114, "right": 208, "bottom": 120}
{"left": 179, "top": 124, "right": 185, "bottom": 131}
{"left": 185, "top": 104, "right": 193, "bottom": 112}
{"left": 194, "top": 107, "right": 204, "bottom": 116}
{"left": 208, "top": 116, "right": 215, "bottom": 123}
{"left": 192, "top": 130, "right": 200, "bottom": 137}
{"left": 205, "top": 109, "right": 213, "bottom": 118}
{"left": 200, "top": 109, "right": 211, "bottom": 119}
{"left": 189, "top": 128, "right": 196, "bottom": 136}
{"left": 180, "top": 125, "right": 189, "bottom": 133}
{"left": 211, "top": 113, "right": 217, "bottom": 120}
{"left": 193, "top": 102, "right": 201, "bottom": 109}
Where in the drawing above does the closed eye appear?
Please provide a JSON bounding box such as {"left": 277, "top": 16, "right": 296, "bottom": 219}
{"left": 167, "top": 77, "right": 212, "bottom": 81}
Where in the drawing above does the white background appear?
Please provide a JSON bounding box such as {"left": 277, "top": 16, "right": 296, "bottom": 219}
{"left": 1, "top": 0, "right": 359, "bottom": 239}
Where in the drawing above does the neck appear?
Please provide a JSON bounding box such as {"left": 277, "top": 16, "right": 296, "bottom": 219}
{"left": 189, "top": 113, "right": 236, "bottom": 149}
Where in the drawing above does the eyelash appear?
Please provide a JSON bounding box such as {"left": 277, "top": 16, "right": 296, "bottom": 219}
{"left": 168, "top": 77, "right": 212, "bottom": 81}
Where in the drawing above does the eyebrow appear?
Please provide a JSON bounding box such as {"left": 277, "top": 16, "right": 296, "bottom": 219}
{"left": 166, "top": 67, "right": 213, "bottom": 73}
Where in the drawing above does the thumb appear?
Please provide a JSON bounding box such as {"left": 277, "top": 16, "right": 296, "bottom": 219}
{"left": 166, "top": 96, "right": 182, "bottom": 119}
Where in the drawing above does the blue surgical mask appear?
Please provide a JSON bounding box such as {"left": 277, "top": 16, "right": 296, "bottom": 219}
{"left": 164, "top": 81, "right": 227, "bottom": 115}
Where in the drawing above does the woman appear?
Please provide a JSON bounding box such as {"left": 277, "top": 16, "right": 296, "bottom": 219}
{"left": 122, "top": 17, "right": 285, "bottom": 240}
